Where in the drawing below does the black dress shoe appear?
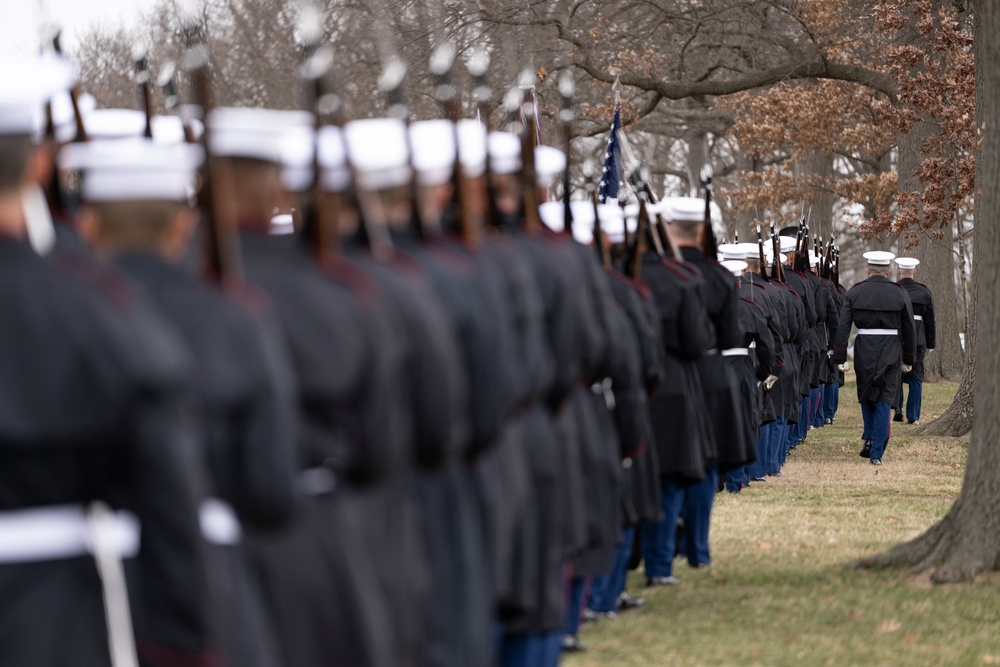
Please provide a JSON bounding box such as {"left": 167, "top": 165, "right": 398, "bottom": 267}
{"left": 645, "top": 575, "right": 679, "bottom": 586}
{"left": 859, "top": 441, "right": 872, "bottom": 458}
{"left": 750, "top": 476, "right": 768, "bottom": 482}
{"left": 870, "top": 458, "right": 883, "bottom": 466}
{"left": 618, "top": 592, "right": 645, "bottom": 609}
{"left": 893, "top": 411, "right": 904, "bottom": 422}
{"left": 561, "top": 635, "right": 585, "bottom": 653}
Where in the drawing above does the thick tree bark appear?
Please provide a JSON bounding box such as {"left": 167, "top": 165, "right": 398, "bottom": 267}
{"left": 855, "top": 0, "right": 998, "bottom": 581}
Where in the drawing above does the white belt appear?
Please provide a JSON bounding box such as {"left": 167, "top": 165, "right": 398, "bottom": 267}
{"left": 856, "top": 329, "right": 898, "bottom": 336}
{"left": 706, "top": 348, "right": 719, "bottom": 356}
{"left": 914, "top": 315, "right": 923, "bottom": 321}
{"left": 721, "top": 348, "right": 750, "bottom": 357}
{"left": 199, "top": 498, "right": 242, "bottom": 546}
{"left": 0, "top": 504, "right": 140, "bottom": 564}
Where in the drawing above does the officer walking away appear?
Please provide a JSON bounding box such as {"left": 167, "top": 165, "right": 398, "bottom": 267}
{"left": 832, "top": 251, "right": 916, "bottom": 465}
{"left": 1, "top": 56, "right": 214, "bottom": 667}
{"left": 894, "top": 257, "right": 936, "bottom": 425}
{"left": 68, "top": 135, "right": 298, "bottom": 667}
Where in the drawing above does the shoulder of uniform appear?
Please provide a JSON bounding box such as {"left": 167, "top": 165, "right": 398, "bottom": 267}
{"left": 321, "top": 256, "right": 381, "bottom": 305}
{"left": 220, "top": 278, "right": 273, "bottom": 319}
{"left": 49, "top": 249, "right": 136, "bottom": 312}
{"left": 659, "top": 258, "right": 690, "bottom": 281}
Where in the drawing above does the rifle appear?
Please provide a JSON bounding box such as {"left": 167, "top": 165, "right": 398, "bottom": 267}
{"left": 700, "top": 165, "right": 718, "bottom": 258}
{"left": 182, "top": 19, "right": 242, "bottom": 283}
{"left": 157, "top": 62, "right": 197, "bottom": 144}
{"left": 431, "top": 42, "right": 480, "bottom": 248}
{"left": 379, "top": 56, "right": 427, "bottom": 241}
{"left": 52, "top": 31, "right": 88, "bottom": 143}
{"left": 800, "top": 224, "right": 811, "bottom": 272}
{"left": 793, "top": 221, "right": 804, "bottom": 272}
{"left": 468, "top": 47, "right": 499, "bottom": 230}
{"left": 516, "top": 71, "right": 543, "bottom": 235}
{"left": 770, "top": 221, "right": 783, "bottom": 282}
{"left": 558, "top": 71, "right": 575, "bottom": 240}
{"left": 41, "top": 28, "right": 87, "bottom": 215}
{"left": 617, "top": 127, "right": 675, "bottom": 262}
{"left": 825, "top": 234, "right": 836, "bottom": 279}
{"left": 624, "top": 166, "right": 666, "bottom": 281}
{"left": 296, "top": 2, "right": 341, "bottom": 261}
{"left": 133, "top": 43, "right": 154, "bottom": 139}
{"left": 757, "top": 224, "right": 768, "bottom": 280}
{"left": 584, "top": 161, "right": 611, "bottom": 269}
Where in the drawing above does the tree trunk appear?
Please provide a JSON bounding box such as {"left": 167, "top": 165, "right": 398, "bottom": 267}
{"left": 686, "top": 130, "right": 708, "bottom": 198}
{"left": 916, "top": 221, "right": 965, "bottom": 382}
{"left": 895, "top": 111, "right": 966, "bottom": 383}
{"left": 855, "top": 0, "right": 999, "bottom": 581}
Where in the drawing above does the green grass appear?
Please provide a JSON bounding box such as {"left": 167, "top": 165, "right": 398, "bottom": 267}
{"left": 566, "top": 378, "right": 1000, "bottom": 666}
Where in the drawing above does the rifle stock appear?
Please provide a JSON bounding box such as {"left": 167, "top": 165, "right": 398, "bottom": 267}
{"left": 297, "top": 8, "right": 341, "bottom": 262}
{"left": 757, "top": 224, "right": 768, "bottom": 280}
{"left": 52, "top": 32, "right": 88, "bottom": 143}
{"left": 183, "top": 21, "right": 241, "bottom": 283}
{"left": 516, "top": 78, "right": 542, "bottom": 234}
{"left": 469, "top": 49, "right": 500, "bottom": 230}
{"left": 133, "top": 45, "right": 153, "bottom": 139}
{"left": 158, "top": 63, "right": 197, "bottom": 144}
{"left": 700, "top": 166, "right": 718, "bottom": 258}
{"left": 432, "top": 42, "right": 480, "bottom": 248}
{"left": 770, "top": 223, "right": 782, "bottom": 282}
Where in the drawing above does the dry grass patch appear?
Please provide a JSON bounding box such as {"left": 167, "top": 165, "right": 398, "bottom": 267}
{"left": 566, "top": 378, "right": 1000, "bottom": 666}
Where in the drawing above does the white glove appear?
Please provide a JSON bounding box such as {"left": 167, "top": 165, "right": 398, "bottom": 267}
{"left": 764, "top": 374, "right": 779, "bottom": 390}
{"left": 838, "top": 363, "right": 849, "bottom": 372}
{"left": 903, "top": 364, "right": 913, "bottom": 373}
{"left": 826, "top": 349, "right": 834, "bottom": 359}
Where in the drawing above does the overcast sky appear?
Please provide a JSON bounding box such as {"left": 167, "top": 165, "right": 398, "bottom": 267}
{"left": 2, "top": 0, "right": 162, "bottom": 56}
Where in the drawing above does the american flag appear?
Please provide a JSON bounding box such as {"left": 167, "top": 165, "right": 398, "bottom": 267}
{"left": 598, "top": 101, "right": 623, "bottom": 203}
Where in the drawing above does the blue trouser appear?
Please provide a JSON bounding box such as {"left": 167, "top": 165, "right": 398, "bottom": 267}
{"left": 797, "top": 396, "right": 810, "bottom": 440}
{"left": 503, "top": 631, "right": 562, "bottom": 667}
{"left": 898, "top": 378, "right": 923, "bottom": 422}
{"left": 824, "top": 383, "right": 838, "bottom": 420}
{"left": 811, "top": 386, "right": 824, "bottom": 427}
{"left": 768, "top": 417, "right": 786, "bottom": 474}
{"left": 780, "top": 418, "right": 795, "bottom": 467}
{"left": 747, "top": 423, "right": 770, "bottom": 479}
{"left": 725, "top": 463, "right": 749, "bottom": 492}
{"left": 589, "top": 526, "right": 635, "bottom": 613}
{"left": 681, "top": 468, "right": 717, "bottom": 567}
{"left": 563, "top": 576, "right": 587, "bottom": 638}
{"left": 787, "top": 399, "right": 807, "bottom": 449}
{"left": 541, "top": 631, "right": 561, "bottom": 665}
{"left": 641, "top": 477, "right": 684, "bottom": 577}
{"left": 860, "top": 401, "right": 892, "bottom": 460}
